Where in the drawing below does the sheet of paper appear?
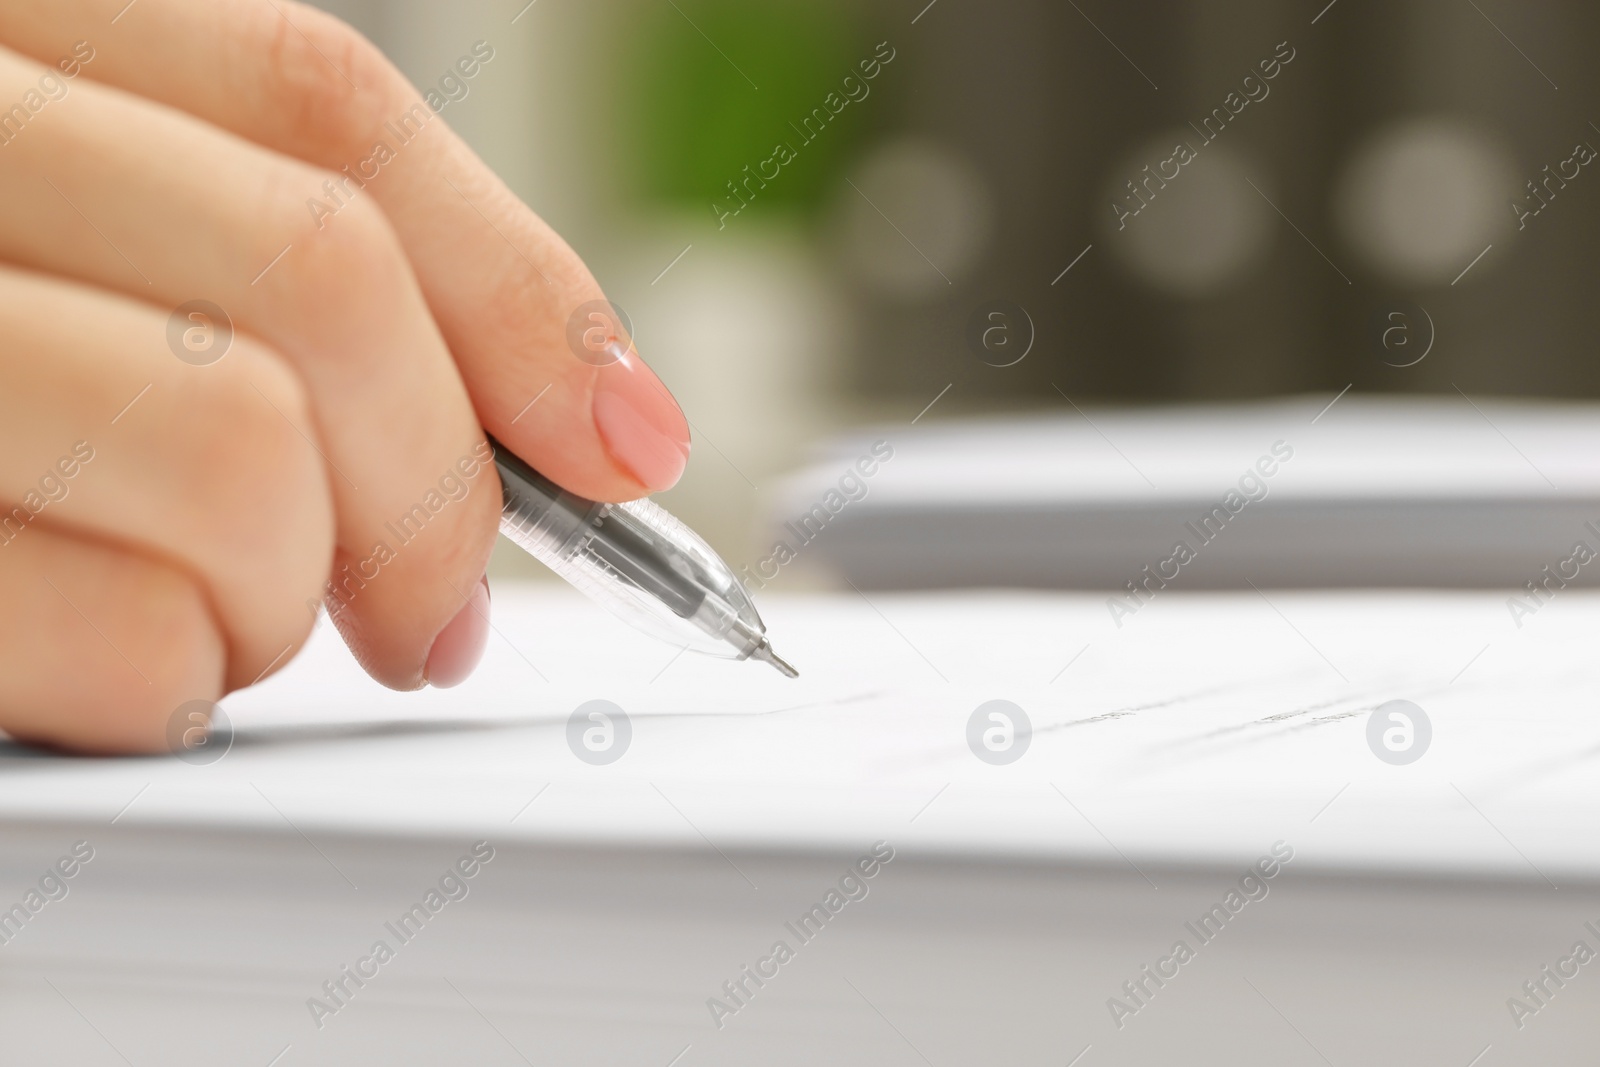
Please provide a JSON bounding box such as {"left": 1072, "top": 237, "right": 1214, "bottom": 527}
{"left": 3, "top": 585, "right": 1596, "bottom": 882}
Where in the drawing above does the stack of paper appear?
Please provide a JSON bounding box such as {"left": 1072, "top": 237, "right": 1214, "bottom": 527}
{"left": 768, "top": 396, "right": 1600, "bottom": 589}
{"left": 1, "top": 587, "right": 1597, "bottom": 1064}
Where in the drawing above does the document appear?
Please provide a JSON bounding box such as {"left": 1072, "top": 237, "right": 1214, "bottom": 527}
{"left": 3, "top": 585, "right": 1595, "bottom": 884}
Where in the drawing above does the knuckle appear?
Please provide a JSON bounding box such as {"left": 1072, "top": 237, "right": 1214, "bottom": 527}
{"left": 180, "top": 346, "right": 332, "bottom": 679}
{"left": 278, "top": 191, "right": 409, "bottom": 328}
{"left": 202, "top": 349, "right": 302, "bottom": 478}
{"left": 0, "top": 545, "right": 225, "bottom": 754}
{"left": 112, "top": 563, "right": 227, "bottom": 711}
{"left": 182, "top": 344, "right": 333, "bottom": 585}
{"left": 264, "top": 4, "right": 408, "bottom": 159}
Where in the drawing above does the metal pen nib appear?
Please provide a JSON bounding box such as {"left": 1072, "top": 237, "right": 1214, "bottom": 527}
{"left": 751, "top": 641, "right": 800, "bottom": 678}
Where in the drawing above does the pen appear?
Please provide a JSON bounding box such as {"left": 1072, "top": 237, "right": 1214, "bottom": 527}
{"left": 488, "top": 436, "right": 799, "bottom": 677}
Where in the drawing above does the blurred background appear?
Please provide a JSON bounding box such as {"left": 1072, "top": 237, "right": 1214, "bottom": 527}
{"left": 13, "top": 8, "right": 1600, "bottom": 1061}
{"left": 309, "top": 0, "right": 1600, "bottom": 578}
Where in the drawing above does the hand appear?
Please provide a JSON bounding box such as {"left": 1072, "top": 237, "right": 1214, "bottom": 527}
{"left": 0, "top": 1, "right": 690, "bottom": 752}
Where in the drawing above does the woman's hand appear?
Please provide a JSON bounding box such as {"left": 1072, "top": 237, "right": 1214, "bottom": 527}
{"left": 0, "top": 1, "right": 690, "bottom": 752}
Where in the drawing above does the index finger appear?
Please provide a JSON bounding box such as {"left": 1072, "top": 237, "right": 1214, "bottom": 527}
{"left": 0, "top": 0, "right": 691, "bottom": 501}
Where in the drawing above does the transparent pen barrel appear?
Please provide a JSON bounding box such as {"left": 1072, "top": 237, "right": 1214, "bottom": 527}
{"left": 494, "top": 448, "right": 767, "bottom": 658}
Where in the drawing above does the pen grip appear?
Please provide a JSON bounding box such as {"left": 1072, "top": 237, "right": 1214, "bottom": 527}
{"left": 488, "top": 436, "right": 746, "bottom": 654}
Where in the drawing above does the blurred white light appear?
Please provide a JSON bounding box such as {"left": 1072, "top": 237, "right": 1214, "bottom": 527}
{"left": 1100, "top": 135, "right": 1275, "bottom": 297}
{"left": 839, "top": 138, "right": 995, "bottom": 300}
{"left": 1334, "top": 118, "right": 1515, "bottom": 285}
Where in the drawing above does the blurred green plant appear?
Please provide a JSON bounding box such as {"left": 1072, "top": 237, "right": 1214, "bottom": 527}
{"left": 623, "top": 0, "right": 873, "bottom": 218}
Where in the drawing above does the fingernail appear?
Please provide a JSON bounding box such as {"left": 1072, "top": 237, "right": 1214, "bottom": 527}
{"left": 425, "top": 577, "right": 490, "bottom": 688}
{"left": 592, "top": 343, "right": 691, "bottom": 492}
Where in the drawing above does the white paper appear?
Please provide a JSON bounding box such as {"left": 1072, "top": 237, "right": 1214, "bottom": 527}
{"left": 780, "top": 395, "right": 1600, "bottom": 508}
{"left": 5, "top": 584, "right": 1598, "bottom": 884}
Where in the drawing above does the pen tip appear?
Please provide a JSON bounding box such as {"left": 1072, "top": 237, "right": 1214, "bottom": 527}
{"left": 753, "top": 642, "right": 799, "bottom": 678}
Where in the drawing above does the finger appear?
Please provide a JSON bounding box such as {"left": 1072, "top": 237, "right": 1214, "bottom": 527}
{"left": 0, "top": 42, "right": 502, "bottom": 690}
{"left": 0, "top": 262, "right": 331, "bottom": 690}
{"left": 0, "top": 0, "right": 692, "bottom": 501}
{"left": 0, "top": 521, "right": 224, "bottom": 754}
